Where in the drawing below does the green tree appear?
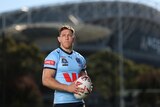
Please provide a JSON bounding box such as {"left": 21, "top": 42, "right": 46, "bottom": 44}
{"left": 87, "top": 50, "right": 160, "bottom": 107}
{"left": 136, "top": 69, "right": 160, "bottom": 106}
{"left": 0, "top": 36, "right": 44, "bottom": 107}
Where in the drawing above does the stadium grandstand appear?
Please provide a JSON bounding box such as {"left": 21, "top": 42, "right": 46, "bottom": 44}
{"left": 1, "top": 1, "right": 160, "bottom": 67}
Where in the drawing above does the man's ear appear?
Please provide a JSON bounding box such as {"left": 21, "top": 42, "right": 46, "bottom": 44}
{"left": 57, "top": 36, "right": 61, "bottom": 43}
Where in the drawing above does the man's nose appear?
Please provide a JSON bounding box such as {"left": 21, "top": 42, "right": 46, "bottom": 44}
{"left": 65, "top": 35, "right": 70, "bottom": 39}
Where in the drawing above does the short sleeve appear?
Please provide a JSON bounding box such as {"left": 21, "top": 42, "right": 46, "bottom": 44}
{"left": 43, "top": 51, "right": 59, "bottom": 70}
{"left": 81, "top": 55, "right": 87, "bottom": 71}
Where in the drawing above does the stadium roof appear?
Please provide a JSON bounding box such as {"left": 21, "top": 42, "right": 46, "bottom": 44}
{"left": 1, "top": 1, "right": 160, "bottom": 66}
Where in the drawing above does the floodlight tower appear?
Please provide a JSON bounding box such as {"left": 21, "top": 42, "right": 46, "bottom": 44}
{"left": 1, "top": 12, "right": 6, "bottom": 107}
{"left": 117, "top": 0, "right": 125, "bottom": 107}
{"left": 21, "top": 6, "right": 32, "bottom": 24}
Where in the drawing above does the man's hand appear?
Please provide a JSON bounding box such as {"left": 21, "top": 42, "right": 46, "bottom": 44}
{"left": 66, "top": 82, "right": 78, "bottom": 93}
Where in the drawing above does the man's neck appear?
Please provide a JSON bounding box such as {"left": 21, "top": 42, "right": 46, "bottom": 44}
{"left": 60, "top": 46, "right": 73, "bottom": 54}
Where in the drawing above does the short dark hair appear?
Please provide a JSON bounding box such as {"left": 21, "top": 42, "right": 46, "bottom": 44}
{"left": 59, "top": 25, "right": 75, "bottom": 34}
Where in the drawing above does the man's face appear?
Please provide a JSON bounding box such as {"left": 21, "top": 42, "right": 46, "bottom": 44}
{"left": 58, "top": 29, "right": 75, "bottom": 49}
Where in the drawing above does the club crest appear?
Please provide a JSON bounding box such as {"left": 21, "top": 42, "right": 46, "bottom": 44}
{"left": 76, "top": 58, "right": 82, "bottom": 65}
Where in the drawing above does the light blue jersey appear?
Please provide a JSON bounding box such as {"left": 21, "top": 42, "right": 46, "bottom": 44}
{"left": 43, "top": 47, "right": 86, "bottom": 104}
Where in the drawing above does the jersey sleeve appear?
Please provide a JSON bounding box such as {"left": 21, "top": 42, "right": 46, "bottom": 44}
{"left": 81, "top": 55, "right": 87, "bottom": 71}
{"left": 43, "top": 51, "right": 59, "bottom": 70}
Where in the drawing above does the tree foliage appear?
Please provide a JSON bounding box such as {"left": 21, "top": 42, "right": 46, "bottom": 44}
{"left": 87, "top": 50, "right": 160, "bottom": 106}
{"left": 0, "top": 36, "right": 44, "bottom": 107}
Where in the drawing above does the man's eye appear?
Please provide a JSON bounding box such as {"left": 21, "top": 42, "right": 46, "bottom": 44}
{"left": 61, "top": 34, "right": 73, "bottom": 37}
{"left": 68, "top": 35, "right": 73, "bottom": 37}
{"left": 62, "top": 35, "right": 65, "bottom": 37}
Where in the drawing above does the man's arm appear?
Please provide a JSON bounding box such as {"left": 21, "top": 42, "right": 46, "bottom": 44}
{"left": 42, "top": 68, "right": 77, "bottom": 93}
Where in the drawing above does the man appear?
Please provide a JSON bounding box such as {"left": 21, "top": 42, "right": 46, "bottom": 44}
{"left": 42, "top": 25, "right": 89, "bottom": 107}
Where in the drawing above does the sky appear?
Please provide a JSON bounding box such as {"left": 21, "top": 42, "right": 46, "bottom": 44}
{"left": 0, "top": 0, "right": 78, "bottom": 13}
{"left": 0, "top": 0, "right": 160, "bottom": 14}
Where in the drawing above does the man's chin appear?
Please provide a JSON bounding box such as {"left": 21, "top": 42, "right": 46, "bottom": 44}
{"left": 63, "top": 46, "right": 72, "bottom": 50}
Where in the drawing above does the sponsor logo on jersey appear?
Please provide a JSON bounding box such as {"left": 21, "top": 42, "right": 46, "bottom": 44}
{"left": 63, "top": 72, "right": 80, "bottom": 82}
{"left": 44, "top": 60, "right": 55, "bottom": 65}
{"left": 61, "top": 57, "right": 68, "bottom": 66}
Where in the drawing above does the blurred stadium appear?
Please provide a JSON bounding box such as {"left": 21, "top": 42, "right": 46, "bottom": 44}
{"left": 1, "top": 0, "right": 160, "bottom": 107}
{"left": 1, "top": 0, "right": 160, "bottom": 66}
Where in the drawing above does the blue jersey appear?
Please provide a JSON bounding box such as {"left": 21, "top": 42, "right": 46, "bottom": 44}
{"left": 43, "top": 47, "right": 86, "bottom": 104}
